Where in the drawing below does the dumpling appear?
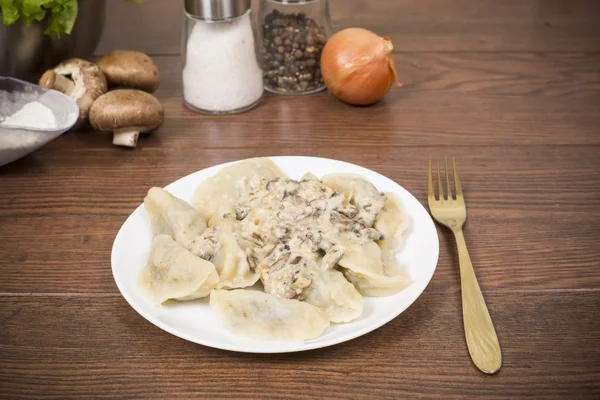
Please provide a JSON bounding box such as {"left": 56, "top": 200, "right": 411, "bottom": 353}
{"left": 302, "top": 267, "right": 363, "bottom": 323}
{"left": 144, "top": 187, "right": 207, "bottom": 250}
{"left": 340, "top": 241, "right": 384, "bottom": 274}
{"left": 139, "top": 234, "right": 219, "bottom": 304}
{"left": 374, "top": 193, "right": 409, "bottom": 277}
{"left": 339, "top": 241, "right": 412, "bottom": 297}
{"left": 191, "top": 219, "right": 260, "bottom": 289}
{"left": 210, "top": 289, "right": 330, "bottom": 341}
{"left": 374, "top": 193, "right": 408, "bottom": 254}
{"left": 192, "top": 158, "right": 286, "bottom": 226}
{"left": 343, "top": 268, "right": 412, "bottom": 297}
{"left": 321, "top": 174, "right": 386, "bottom": 226}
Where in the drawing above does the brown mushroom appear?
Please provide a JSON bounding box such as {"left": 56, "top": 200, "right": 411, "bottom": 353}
{"left": 89, "top": 89, "right": 164, "bottom": 148}
{"left": 39, "top": 58, "right": 107, "bottom": 126}
{"left": 97, "top": 50, "right": 160, "bottom": 93}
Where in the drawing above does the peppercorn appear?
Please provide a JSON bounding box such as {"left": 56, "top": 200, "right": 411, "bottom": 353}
{"left": 261, "top": 10, "right": 327, "bottom": 93}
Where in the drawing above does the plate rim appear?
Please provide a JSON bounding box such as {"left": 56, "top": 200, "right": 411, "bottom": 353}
{"left": 111, "top": 156, "right": 439, "bottom": 353}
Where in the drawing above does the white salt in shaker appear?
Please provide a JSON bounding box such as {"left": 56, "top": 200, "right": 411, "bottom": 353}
{"left": 183, "top": 0, "right": 264, "bottom": 114}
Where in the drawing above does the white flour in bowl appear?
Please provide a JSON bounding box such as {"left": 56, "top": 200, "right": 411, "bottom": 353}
{"left": 0, "top": 101, "right": 58, "bottom": 130}
{"left": 0, "top": 100, "right": 59, "bottom": 156}
{"left": 0, "top": 87, "right": 78, "bottom": 166}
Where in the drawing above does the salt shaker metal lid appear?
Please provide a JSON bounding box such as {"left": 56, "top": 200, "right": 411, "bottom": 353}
{"left": 184, "top": 0, "right": 251, "bottom": 21}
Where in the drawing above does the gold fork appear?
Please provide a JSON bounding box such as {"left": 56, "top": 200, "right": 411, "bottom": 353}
{"left": 428, "top": 159, "right": 502, "bottom": 374}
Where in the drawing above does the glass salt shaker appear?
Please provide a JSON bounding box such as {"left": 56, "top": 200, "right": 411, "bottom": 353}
{"left": 258, "top": 0, "right": 332, "bottom": 95}
{"left": 182, "top": 0, "right": 264, "bottom": 114}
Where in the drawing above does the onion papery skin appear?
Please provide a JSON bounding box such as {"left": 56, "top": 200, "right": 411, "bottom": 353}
{"left": 321, "top": 28, "right": 401, "bottom": 106}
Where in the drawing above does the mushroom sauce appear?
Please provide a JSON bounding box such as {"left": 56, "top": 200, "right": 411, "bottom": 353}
{"left": 195, "top": 172, "right": 387, "bottom": 300}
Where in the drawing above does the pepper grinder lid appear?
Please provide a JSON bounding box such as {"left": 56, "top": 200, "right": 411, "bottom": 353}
{"left": 184, "top": 0, "right": 251, "bottom": 21}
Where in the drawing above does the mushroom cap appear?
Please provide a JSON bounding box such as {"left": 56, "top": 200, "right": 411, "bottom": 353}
{"left": 41, "top": 58, "right": 107, "bottom": 124}
{"left": 89, "top": 89, "right": 164, "bottom": 133}
{"left": 97, "top": 50, "right": 160, "bottom": 93}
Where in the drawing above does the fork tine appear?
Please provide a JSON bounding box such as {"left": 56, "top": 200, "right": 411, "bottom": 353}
{"left": 453, "top": 158, "right": 463, "bottom": 198}
{"left": 437, "top": 161, "right": 444, "bottom": 200}
{"left": 428, "top": 158, "right": 435, "bottom": 202}
{"left": 445, "top": 158, "right": 453, "bottom": 200}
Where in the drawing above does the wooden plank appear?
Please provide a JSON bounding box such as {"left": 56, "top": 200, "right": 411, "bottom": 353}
{"left": 1, "top": 292, "right": 599, "bottom": 399}
{"left": 43, "top": 53, "right": 600, "bottom": 149}
{"left": 95, "top": 0, "right": 600, "bottom": 55}
{"left": 1, "top": 146, "right": 599, "bottom": 293}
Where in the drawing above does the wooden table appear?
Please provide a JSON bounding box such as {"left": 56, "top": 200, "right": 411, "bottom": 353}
{"left": 1, "top": 1, "right": 599, "bottom": 398}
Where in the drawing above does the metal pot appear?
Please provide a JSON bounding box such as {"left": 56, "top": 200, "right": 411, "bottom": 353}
{"left": 0, "top": 0, "right": 106, "bottom": 82}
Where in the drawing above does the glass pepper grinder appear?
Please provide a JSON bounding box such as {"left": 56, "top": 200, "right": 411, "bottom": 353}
{"left": 258, "top": 0, "right": 332, "bottom": 95}
{"left": 182, "top": 0, "right": 264, "bottom": 114}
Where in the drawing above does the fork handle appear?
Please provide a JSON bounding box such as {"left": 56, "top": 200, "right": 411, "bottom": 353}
{"left": 453, "top": 229, "right": 502, "bottom": 374}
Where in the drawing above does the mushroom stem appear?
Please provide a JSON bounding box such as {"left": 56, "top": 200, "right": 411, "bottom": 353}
{"left": 113, "top": 128, "right": 141, "bottom": 148}
{"left": 39, "top": 70, "right": 75, "bottom": 95}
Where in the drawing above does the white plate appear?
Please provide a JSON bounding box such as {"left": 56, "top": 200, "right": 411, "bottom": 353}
{"left": 112, "top": 156, "right": 439, "bottom": 353}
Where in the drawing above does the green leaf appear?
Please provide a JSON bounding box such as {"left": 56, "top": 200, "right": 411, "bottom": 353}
{"left": 0, "top": 0, "right": 20, "bottom": 25}
{"left": 2, "top": 0, "right": 143, "bottom": 35}
{"left": 21, "top": 0, "right": 51, "bottom": 25}
{"left": 44, "top": 0, "right": 77, "bottom": 36}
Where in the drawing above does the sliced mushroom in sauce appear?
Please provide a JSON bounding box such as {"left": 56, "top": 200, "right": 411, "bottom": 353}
{"left": 232, "top": 175, "right": 387, "bottom": 300}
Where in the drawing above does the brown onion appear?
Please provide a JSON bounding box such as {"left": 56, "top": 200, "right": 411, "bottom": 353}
{"left": 320, "top": 28, "right": 402, "bottom": 105}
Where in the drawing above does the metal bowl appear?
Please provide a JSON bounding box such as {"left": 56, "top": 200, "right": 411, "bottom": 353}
{"left": 0, "top": 0, "right": 106, "bottom": 82}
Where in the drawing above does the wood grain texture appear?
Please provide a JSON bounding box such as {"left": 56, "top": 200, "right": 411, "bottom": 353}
{"left": 95, "top": 0, "right": 600, "bottom": 55}
{"left": 40, "top": 52, "right": 600, "bottom": 149}
{"left": 1, "top": 292, "right": 599, "bottom": 399}
{"left": 2, "top": 0, "right": 600, "bottom": 397}
{"left": 1, "top": 146, "right": 599, "bottom": 294}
